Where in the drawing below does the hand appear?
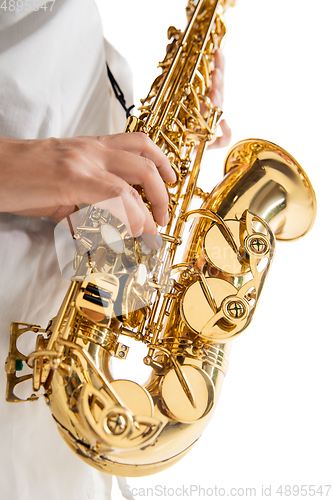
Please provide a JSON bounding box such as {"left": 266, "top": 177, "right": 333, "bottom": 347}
{"left": 207, "top": 49, "right": 232, "bottom": 149}
{"left": 0, "top": 133, "right": 176, "bottom": 240}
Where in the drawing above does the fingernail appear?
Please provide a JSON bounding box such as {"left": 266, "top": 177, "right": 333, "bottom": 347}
{"left": 142, "top": 233, "right": 163, "bottom": 251}
{"left": 163, "top": 212, "right": 169, "bottom": 226}
{"left": 135, "top": 226, "right": 144, "bottom": 237}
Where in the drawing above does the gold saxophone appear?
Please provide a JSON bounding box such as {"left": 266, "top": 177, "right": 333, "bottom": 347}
{"left": 5, "top": 0, "right": 316, "bottom": 477}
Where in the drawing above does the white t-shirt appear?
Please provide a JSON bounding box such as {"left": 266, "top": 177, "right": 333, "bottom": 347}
{"left": 0, "top": 1, "right": 132, "bottom": 498}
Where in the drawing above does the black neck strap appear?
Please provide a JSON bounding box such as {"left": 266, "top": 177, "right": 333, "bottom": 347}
{"left": 106, "top": 63, "right": 135, "bottom": 119}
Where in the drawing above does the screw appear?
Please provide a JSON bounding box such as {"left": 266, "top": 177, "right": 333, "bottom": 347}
{"left": 107, "top": 413, "right": 126, "bottom": 435}
{"left": 226, "top": 300, "right": 246, "bottom": 319}
{"left": 250, "top": 237, "right": 267, "bottom": 254}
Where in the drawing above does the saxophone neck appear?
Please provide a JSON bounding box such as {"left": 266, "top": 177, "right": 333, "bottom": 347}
{"left": 138, "top": 0, "right": 227, "bottom": 138}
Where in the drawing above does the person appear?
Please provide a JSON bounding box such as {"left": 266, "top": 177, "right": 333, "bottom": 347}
{"left": 0, "top": 1, "right": 231, "bottom": 499}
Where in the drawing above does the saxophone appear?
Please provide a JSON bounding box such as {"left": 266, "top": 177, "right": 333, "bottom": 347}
{"left": 5, "top": 0, "right": 316, "bottom": 477}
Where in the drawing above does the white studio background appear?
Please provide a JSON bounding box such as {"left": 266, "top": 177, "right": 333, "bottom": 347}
{"left": 95, "top": 1, "right": 333, "bottom": 499}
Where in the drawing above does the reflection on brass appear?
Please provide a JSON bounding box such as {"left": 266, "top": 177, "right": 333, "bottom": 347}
{"left": 5, "top": 0, "right": 316, "bottom": 478}
{"left": 160, "top": 365, "right": 215, "bottom": 423}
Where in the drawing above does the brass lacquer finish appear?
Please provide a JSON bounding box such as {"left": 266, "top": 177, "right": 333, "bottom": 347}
{"left": 5, "top": 0, "right": 316, "bottom": 477}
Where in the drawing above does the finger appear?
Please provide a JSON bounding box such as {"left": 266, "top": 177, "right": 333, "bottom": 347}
{"left": 214, "top": 49, "right": 225, "bottom": 72}
{"left": 141, "top": 232, "right": 163, "bottom": 251}
{"left": 209, "top": 87, "right": 223, "bottom": 109}
{"left": 208, "top": 120, "right": 232, "bottom": 150}
{"left": 11, "top": 206, "right": 65, "bottom": 219}
{"left": 97, "top": 148, "right": 170, "bottom": 228}
{"left": 96, "top": 190, "right": 161, "bottom": 249}
{"left": 212, "top": 67, "right": 224, "bottom": 101}
{"left": 99, "top": 132, "right": 176, "bottom": 184}
{"left": 56, "top": 164, "right": 158, "bottom": 238}
{"left": 209, "top": 49, "right": 225, "bottom": 109}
